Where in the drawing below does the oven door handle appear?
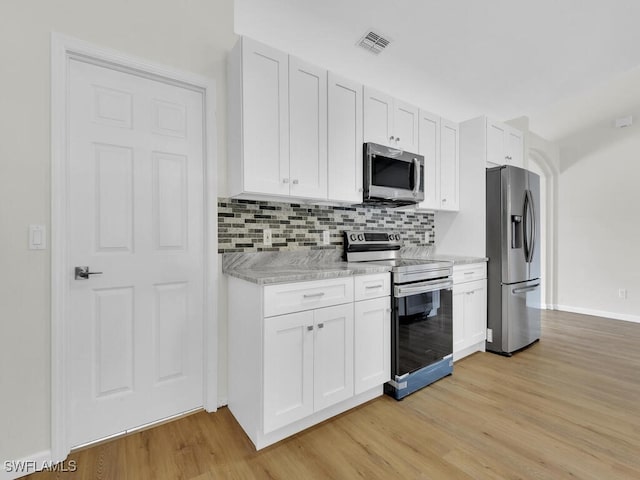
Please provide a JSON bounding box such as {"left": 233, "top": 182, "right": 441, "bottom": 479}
{"left": 395, "top": 279, "right": 453, "bottom": 297}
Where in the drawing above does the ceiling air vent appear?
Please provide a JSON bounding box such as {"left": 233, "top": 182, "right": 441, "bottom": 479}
{"left": 357, "top": 30, "right": 391, "bottom": 55}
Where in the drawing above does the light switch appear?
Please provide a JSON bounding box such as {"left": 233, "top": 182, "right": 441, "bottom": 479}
{"left": 29, "top": 225, "right": 46, "bottom": 250}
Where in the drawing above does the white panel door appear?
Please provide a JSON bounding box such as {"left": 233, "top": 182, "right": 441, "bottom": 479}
{"left": 363, "top": 87, "right": 394, "bottom": 147}
{"left": 289, "top": 57, "right": 327, "bottom": 200}
{"left": 354, "top": 297, "right": 390, "bottom": 394}
{"left": 67, "top": 59, "right": 204, "bottom": 447}
{"left": 314, "top": 304, "right": 354, "bottom": 411}
{"left": 328, "top": 73, "right": 363, "bottom": 203}
{"left": 440, "top": 119, "right": 460, "bottom": 211}
{"left": 263, "top": 311, "right": 314, "bottom": 433}
{"left": 393, "top": 100, "right": 419, "bottom": 152}
{"left": 417, "top": 109, "right": 440, "bottom": 210}
{"left": 241, "top": 37, "right": 290, "bottom": 196}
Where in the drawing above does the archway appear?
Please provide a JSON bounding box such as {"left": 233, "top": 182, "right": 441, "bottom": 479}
{"left": 528, "top": 148, "right": 559, "bottom": 309}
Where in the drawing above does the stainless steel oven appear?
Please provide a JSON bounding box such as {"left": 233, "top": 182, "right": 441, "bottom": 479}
{"left": 389, "top": 267, "right": 453, "bottom": 399}
{"left": 344, "top": 231, "right": 454, "bottom": 400}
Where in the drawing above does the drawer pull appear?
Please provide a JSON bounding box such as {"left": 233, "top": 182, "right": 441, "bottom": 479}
{"left": 464, "top": 272, "right": 474, "bottom": 275}
{"left": 307, "top": 325, "right": 314, "bottom": 331}
{"left": 303, "top": 292, "right": 325, "bottom": 298}
{"left": 365, "top": 284, "right": 383, "bottom": 289}
{"left": 317, "top": 323, "right": 324, "bottom": 329}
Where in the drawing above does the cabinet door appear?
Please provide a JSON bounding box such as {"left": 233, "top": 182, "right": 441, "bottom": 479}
{"left": 289, "top": 57, "right": 328, "bottom": 200}
{"left": 354, "top": 296, "right": 390, "bottom": 394}
{"left": 506, "top": 128, "right": 524, "bottom": 168}
{"left": 314, "top": 304, "right": 354, "bottom": 411}
{"left": 328, "top": 73, "right": 363, "bottom": 203}
{"left": 417, "top": 109, "right": 440, "bottom": 210}
{"left": 486, "top": 120, "right": 506, "bottom": 167}
{"left": 466, "top": 281, "right": 487, "bottom": 345}
{"left": 241, "top": 37, "right": 290, "bottom": 196}
{"left": 453, "top": 280, "right": 487, "bottom": 357}
{"left": 263, "top": 311, "right": 314, "bottom": 433}
{"left": 393, "top": 99, "right": 419, "bottom": 152}
{"left": 363, "top": 87, "right": 394, "bottom": 147}
{"left": 440, "top": 119, "right": 459, "bottom": 211}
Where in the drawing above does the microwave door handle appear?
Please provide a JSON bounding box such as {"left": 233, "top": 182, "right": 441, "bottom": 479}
{"left": 412, "top": 158, "right": 420, "bottom": 195}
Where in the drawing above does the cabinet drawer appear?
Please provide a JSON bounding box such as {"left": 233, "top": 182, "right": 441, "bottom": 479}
{"left": 264, "top": 277, "right": 354, "bottom": 317}
{"left": 354, "top": 273, "right": 390, "bottom": 301}
{"left": 453, "top": 263, "right": 487, "bottom": 284}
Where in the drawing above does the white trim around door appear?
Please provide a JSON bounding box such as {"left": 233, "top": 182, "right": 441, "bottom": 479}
{"left": 50, "top": 33, "right": 218, "bottom": 464}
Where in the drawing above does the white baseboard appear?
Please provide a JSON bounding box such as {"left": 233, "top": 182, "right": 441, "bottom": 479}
{"left": 1, "top": 450, "right": 57, "bottom": 480}
{"left": 555, "top": 305, "right": 640, "bottom": 324}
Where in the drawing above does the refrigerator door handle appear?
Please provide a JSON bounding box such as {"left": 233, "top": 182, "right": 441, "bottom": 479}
{"left": 512, "top": 282, "right": 541, "bottom": 294}
{"left": 523, "top": 189, "right": 536, "bottom": 263}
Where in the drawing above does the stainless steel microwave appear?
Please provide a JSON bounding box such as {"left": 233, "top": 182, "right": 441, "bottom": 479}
{"left": 363, "top": 142, "right": 424, "bottom": 206}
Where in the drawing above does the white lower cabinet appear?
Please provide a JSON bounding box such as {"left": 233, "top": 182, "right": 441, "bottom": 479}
{"left": 452, "top": 263, "right": 487, "bottom": 361}
{"left": 227, "top": 273, "right": 390, "bottom": 449}
{"left": 354, "top": 296, "right": 391, "bottom": 394}
{"left": 263, "top": 303, "right": 353, "bottom": 433}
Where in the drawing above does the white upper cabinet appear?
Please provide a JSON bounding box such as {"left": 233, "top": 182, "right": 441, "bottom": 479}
{"left": 486, "top": 118, "right": 524, "bottom": 168}
{"left": 363, "top": 87, "right": 419, "bottom": 152}
{"left": 228, "top": 37, "right": 328, "bottom": 201}
{"left": 289, "top": 57, "right": 328, "bottom": 199}
{"left": 229, "top": 37, "right": 289, "bottom": 197}
{"left": 327, "top": 73, "right": 363, "bottom": 203}
{"left": 417, "top": 111, "right": 459, "bottom": 211}
{"left": 417, "top": 109, "right": 440, "bottom": 210}
{"left": 440, "top": 119, "right": 460, "bottom": 211}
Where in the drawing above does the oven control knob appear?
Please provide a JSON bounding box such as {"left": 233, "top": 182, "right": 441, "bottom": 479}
{"left": 350, "top": 234, "right": 357, "bottom": 241}
{"left": 394, "top": 233, "right": 401, "bottom": 241}
{"left": 357, "top": 234, "right": 364, "bottom": 241}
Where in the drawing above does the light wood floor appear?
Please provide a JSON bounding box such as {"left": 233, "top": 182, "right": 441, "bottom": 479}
{"left": 27, "top": 310, "right": 640, "bottom": 479}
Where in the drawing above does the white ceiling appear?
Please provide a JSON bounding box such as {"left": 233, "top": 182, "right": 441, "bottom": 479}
{"left": 234, "top": 0, "right": 640, "bottom": 141}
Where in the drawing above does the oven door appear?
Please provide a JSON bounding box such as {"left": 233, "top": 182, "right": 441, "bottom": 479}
{"left": 392, "top": 279, "right": 453, "bottom": 377}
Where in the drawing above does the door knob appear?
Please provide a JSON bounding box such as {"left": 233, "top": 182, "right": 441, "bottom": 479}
{"left": 75, "top": 266, "right": 103, "bottom": 280}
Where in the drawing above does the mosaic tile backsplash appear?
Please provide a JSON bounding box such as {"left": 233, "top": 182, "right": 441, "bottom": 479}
{"left": 218, "top": 198, "right": 435, "bottom": 254}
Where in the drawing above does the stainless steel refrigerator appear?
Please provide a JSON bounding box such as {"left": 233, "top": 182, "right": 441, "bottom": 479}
{"left": 486, "top": 165, "right": 541, "bottom": 355}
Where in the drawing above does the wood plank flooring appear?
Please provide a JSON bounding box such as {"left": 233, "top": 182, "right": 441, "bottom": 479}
{"left": 26, "top": 310, "right": 640, "bottom": 479}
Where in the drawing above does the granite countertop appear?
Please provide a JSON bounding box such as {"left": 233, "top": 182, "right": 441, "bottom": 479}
{"left": 225, "top": 262, "right": 391, "bottom": 285}
{"left": 222, "top": 250, "right": 487, "bottom": 285}
{"left": 427, "top": 255, "right": 488, "bottom": 265}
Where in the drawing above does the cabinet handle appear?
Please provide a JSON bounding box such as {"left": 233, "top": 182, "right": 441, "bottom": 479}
{"left": 303, "top": 292, "right": 325, "bottom": 298}
{"left": 386, "top": 308, "right": 391, "bottom": 313}
{"left": 358, "top": 187, "right": 363, "bottom": 193}
{"left": 396, "top": 137, "right": 400, "bottom": 144}
{"left": 307, "top": 325, "right": 314, "bottom": 331}
{"left": 365, "top": 284, "right": 383, "bottom": 289}
{"left": 317, "top": 323, "right": 324, "bottom": 329}
{"left": 464, "top": 272, "right": 474, "bottom": 275}
{"left": 442, "top": 198, "right": 447, "bottom": 202}
{"left": 292, "top": 179, "right": 299, "bottom": 185}
{"left": 389, "top": 136, "right": 395, "bottom": 142}
{"left": 282, "top": 178, "right": 289, "bottom": 184}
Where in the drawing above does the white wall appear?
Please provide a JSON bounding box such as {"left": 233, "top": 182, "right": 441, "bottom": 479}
{"left": 0, "top": 0, "right": 235, "bottom": 464}
{"left": 557, "top": 120, "right": 640, "bottom": 322}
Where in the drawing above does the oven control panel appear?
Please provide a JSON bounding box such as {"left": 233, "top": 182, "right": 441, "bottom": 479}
{"left": 344, "top": 230, "right": 401, "bottom": 245}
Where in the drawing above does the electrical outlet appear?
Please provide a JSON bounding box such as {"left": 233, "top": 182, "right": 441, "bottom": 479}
{"left": 618, "top": 288, "right": 627, "bottom": 299}
{"left": 487, "top": 328, "right": 493, "bottom": 342}
{"left": 263, "top": 229, "right": 272, "bottom": 246}
{"left": 322, "top": 230, "right": 330, "bottom": 245}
